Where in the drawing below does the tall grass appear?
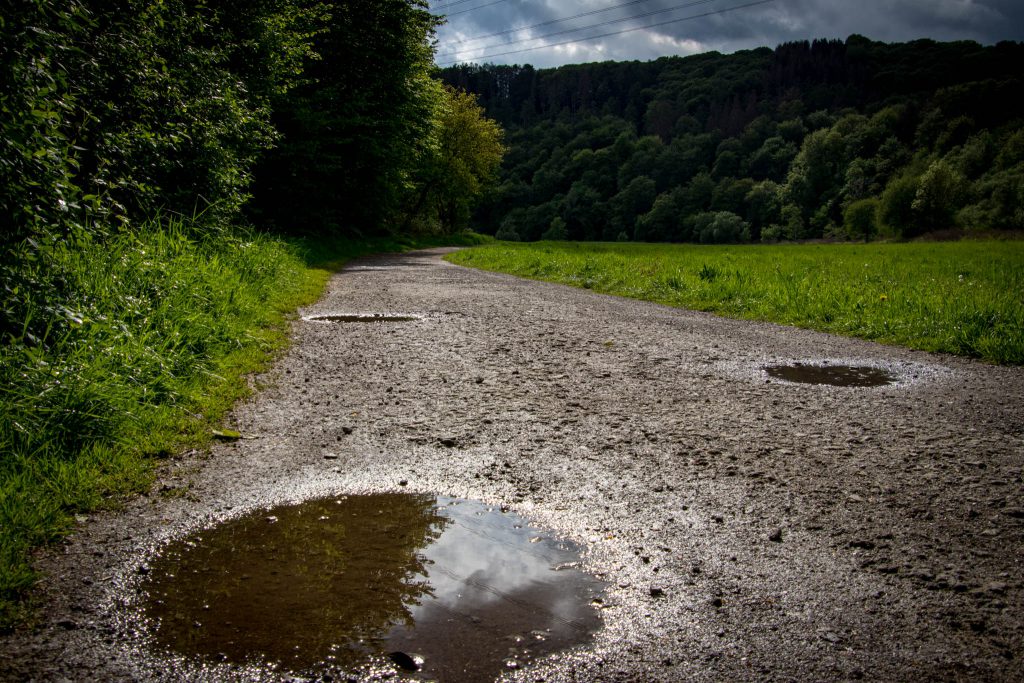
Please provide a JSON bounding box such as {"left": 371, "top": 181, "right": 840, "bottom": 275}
{"left": 0, "top": 222, "right": 485, "bottom": 628}
{"left": 446, "top": 240, "right": 1024, "bottom": 365}
{"left": 0, "top": 219, "right": 319, "bottom": 626}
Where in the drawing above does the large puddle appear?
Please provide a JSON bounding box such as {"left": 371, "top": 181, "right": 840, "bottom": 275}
{"left": 141, "top": 494, "right": 605, "bottom": 680}
{"left": 765, "top": 363, "right": 896, "bottom": 387}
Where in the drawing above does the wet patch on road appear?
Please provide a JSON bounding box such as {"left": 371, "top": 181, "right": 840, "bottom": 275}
{"left": 139, "top": 494, "right": 605, "bottom": 681}
{"left": 303, "top": 313, "right": 421, "bottom": 323}
{"left": 764, "top": 363, "right": 897, "bottom": 387}
{"left": 713, "top": 356, "right": 954, "bottom": 388}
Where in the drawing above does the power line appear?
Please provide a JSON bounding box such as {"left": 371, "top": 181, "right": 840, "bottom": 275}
{"left": 442, "top": 0, "right": 664, "bottom": 45}
{"left": 431, "top": 0, "right": 492, "bottom": 8}
{"left": 440, "top": 0, "right": 517, "bottom": 18}
{"left": 435, "top": 0, "right": 777, "bottom": 65}
{"left": 436, "top": 0, "right": 719, "bottom": 58}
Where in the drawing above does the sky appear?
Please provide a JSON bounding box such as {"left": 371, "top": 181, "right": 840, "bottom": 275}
{"left": 428, "top": 0, "right": 1024, "bottom": 68}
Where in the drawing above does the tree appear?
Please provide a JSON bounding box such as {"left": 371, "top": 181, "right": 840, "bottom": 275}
{"left": 251, "top": 0, "right": 442, "bottom": 235}
{"left": 745, "top": 136, "right": 798, "bottom": 181}
{"left": 911, "top": 160, "right": 966, "bottom": 232}
{"left": 745, "top": 180, "right": 783, "bottom": 242}
{"left": 635, "top": 188, "right": 686, "bottom": 242}
{"left": 408, "top": 86, "right": 505, "bottom": 233}
{"left": 561, "top": 181, "right": 605, "bottom": 240}
{"left": 542, "top": 216, "right": 568, "bottom": 240}
{"left": 1, "top": 0, "right": 323, "bottom": 244}
{"left": 878, "top": 172, "right": 919, "bottom": 237}
{"left": 608, "top": 176, "right": 656, "bottom": 240}
{"left": 689, "top": 211, "right": 750, "bottom": 244}
{"left": 784, "top": 128, "right": 847, "bottom": 235}
{"left": 844, "top": 198, "right": 880, "bottom": 242}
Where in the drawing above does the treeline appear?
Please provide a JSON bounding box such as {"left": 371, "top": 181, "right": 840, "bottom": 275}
{"left": 441, "top": 36, "right": 1024, "bottom": 243}
{"left": 1, "top": 0, "right": 503, "bottom": 245}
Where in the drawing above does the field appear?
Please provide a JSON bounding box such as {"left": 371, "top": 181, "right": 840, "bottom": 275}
{"left": 446, "top": 240, "right": 1024, "bottom": 365}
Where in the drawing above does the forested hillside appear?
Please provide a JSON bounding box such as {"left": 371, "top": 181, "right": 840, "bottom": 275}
{"left": 441, "top": 36, "right": 1024, "bottom": 243}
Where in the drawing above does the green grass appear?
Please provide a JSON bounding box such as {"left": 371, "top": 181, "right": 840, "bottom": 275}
{"left": 0, "top": 222, "right": 486, "bottom": 629}
{"left": 446, "top": 240, "right": 1024, "bottom": 365}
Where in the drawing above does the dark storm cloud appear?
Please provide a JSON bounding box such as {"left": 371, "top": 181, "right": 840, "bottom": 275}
{"left": 429, "top": 0, "right": 1024, "bottom": 67}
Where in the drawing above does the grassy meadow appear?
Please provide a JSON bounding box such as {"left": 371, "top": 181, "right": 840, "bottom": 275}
{"left": 0, "top": 224, "right": 484, "bottom": 628}
{"left": 446, "top": 240, "right": 1024, "bottom": 365}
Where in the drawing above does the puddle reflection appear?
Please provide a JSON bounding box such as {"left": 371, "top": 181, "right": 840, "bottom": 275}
{"left": 142, "top": 494, "right": 604, "bottom": 680}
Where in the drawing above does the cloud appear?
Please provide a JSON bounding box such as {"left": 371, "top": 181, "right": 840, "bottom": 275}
{"left": 430, "top": 0, "right": 1024, "bottom": 67}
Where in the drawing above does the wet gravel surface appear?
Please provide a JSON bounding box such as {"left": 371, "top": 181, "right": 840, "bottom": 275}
{"left": 3, "top": 248, "right": 1024, "bottom": 682}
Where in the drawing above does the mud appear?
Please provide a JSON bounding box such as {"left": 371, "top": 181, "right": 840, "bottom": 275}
{"left": 2, "top": 248, "right": 1023, "bottom": 682}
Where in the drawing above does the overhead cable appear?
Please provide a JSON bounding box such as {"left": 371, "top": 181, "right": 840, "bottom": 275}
{"left": 442, "top": 0, "right": 517, "bottom": 18}
{"left": 442, "top": 0, "right": 665, "bottom": 45}
{"left": 435, "top": 0, "right": 777, "bottom": 65}
{"left": 436, "top": 0, "right": 720, "bottom": 58}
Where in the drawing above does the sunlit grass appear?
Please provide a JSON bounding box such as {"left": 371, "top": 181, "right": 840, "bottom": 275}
{"left": 446, "top": 240, "right": 1024, "bottom": 364}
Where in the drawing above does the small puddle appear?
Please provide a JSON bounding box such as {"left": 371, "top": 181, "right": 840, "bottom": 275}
{"left": 765, "top": 363, "right": 896, "bottom": 387}
{"left": 141, "top": 494, "right": 605, "bottom": 680}
{"left": 305, "top": 313, "right": 420, "bottom": 323}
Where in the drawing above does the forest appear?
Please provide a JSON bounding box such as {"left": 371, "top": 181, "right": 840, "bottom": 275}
{"left": 441, "top": 36, "right": 1024, "bottom": 243}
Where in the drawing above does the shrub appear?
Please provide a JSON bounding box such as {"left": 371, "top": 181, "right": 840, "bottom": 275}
{"left": 689, "top": 211, "right": 751, "bottom": 244}
{"left": 912, "top": 160, "right": 967, "bottom": 231}
{"left": 879, "top": 172, "right": 920, "bottom": 237}
{"left": 542, "top": 217, "right": 569, "bottom": 241}
{"left": 844, "top": 198, "right": 880, "bottom": 242}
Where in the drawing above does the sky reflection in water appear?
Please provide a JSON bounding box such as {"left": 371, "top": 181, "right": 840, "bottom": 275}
{"left": 143, "top": 494, "right": 604, "bottom": 681}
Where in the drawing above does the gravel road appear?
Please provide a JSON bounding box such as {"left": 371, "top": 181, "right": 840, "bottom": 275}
{"left": 2, "top": 248, "right": 1023, "bottom": 682}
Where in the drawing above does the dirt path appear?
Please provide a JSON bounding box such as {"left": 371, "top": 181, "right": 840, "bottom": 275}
{"left": 3, "top": 248, "right": 1023, "bottom": 682}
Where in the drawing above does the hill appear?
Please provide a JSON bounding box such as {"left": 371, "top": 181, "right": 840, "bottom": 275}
{"left": 440, "top": 36, "right": 1024, "bottom": 242}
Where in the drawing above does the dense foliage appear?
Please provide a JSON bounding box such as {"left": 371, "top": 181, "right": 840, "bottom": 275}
{"left": 441, "top": 36, "right": 1024, "bottom": 242}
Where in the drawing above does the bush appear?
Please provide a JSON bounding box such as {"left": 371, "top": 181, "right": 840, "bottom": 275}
{"left": 879, "top": 172, "right": 920, "bottom": 237}
{"left": 495, "top": 223, "right": 522, "bottom": 241}
{"left": 844, "top": 198, "right": 880, "bottom": 241}
{"left": 912, "top": 160, "right": 967, "bottom": 231}
{"left": 541, "top": 216, "right": 569, "bottom": 241}
{"left": 689, "top": 211, "right": 751, "bottom": 244}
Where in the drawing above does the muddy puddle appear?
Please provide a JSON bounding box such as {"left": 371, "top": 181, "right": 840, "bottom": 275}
{"left": 141, "top": 494, "right": 605, "bottom": 680}
{"left": 766, "top": 363, "right": 896, "bottom": 387}
{"left": 305, "top": 313, "right": 420, "bottom": 323}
